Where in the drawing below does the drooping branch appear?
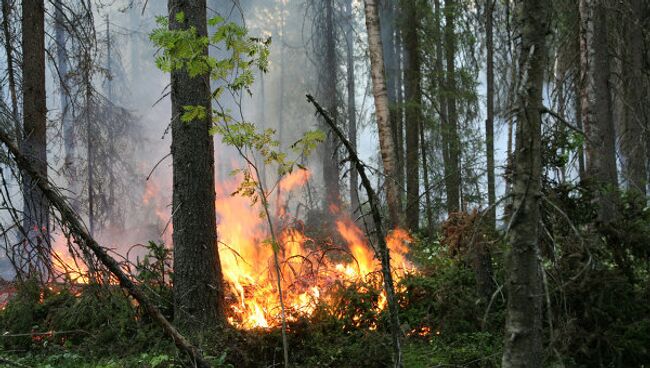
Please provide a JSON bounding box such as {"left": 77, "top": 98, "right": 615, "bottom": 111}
{"left": 0, "top": 127, "right": 213, "bottom": 368}
{"left": 307, "top": 94, "right": 403, "bottom": 368}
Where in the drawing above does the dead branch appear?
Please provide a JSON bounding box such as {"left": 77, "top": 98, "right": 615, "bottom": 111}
{"left": 306, "top": 94, "right": 403, "bottom": 367}
{"left": 0, "top": 128, "right": 214, "bottom": 368}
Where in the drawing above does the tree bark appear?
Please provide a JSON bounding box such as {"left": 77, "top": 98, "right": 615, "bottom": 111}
{"left": 322, "top": 0, "right": 341, "bottom": 210}
{"left": 620, "top": 0, "right": 647, "bottom": 196}
{"left": 501, "top": 1, "right": 550, "bottom": 367}
{"left": 380, "top": 0, "right": 403, "bottom": 205}
{"left": 443, "top": 0, "right": 461, "bottom": 215}
{"left": 363, "top": 0, "right": 404, "bottom": 229}
{"left": 345, "top": 0, "right": 360, "bottom": 215}
{"left": 402, "top": 0, "right": 421, "bottom": 231}
{"left": 168, "top": 0, "right": 224, "bottom": 333}
{"left": 485, "top": 0, "right": 496, "bottom": 228}
{"left": 21, "top": 0, "right": 50, "bottom": 278}
{"left": 579, "top": 0, "right": 619, "bottom": 223}
{"left": 433, "top": 0, "right": 452, "bottom": 215}
{"left": 1, "top": 0, "right": 19, "bottom": 141}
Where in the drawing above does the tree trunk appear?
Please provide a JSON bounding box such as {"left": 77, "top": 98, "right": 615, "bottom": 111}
{"left": 501, "top": 1, "right": 550, "bottom": 367}
{"left": 433, "top": 0, "right": 451, "bottom": 215}
{"left": 380, "top": 0, "right": 402, "bottom": 205}
{"left": 21, "top": 0, "right": 50, "bottom": 278}
{"left": 420, "top": 120, "right": 434, "bottom": 236}
{"left": 485, "top": 0, "right": 496, "bottom": 228}
{"left": 54, "top": 0, "right": 75, "bottom": 179}
{"left": 1, "top": 0, "right": 19, "bottom": 141}
{"left": 322, "top": 0, "right": 341, "bottom": 210}
{"left": 168, "top": 0, "right": 224, "bottom": 333}
{"left": 579, "top": 0, "right": 619, "bottom": 224}
{"left": 444, "top": 0, "right": 461, "bottom": 215}
{"left": 402, "top": 0, "right": 421, "bottom": 231}
{"left": 345, "top": 0, "right": 360, "bottom": 215}
{"left": 620, "top": 0, "right": 647, "bottom": 196}
{"left": 363, "top": 0, "right": 404, "bottom": 229}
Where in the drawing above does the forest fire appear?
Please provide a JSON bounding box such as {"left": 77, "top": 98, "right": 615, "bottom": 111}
{"left": 216, "top": 169, "right": 415, "bottom": 329}
{"left": 46, "top": 168, "right": 415, "bottom": 330}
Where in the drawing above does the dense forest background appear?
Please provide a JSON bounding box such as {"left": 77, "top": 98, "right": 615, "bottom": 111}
{"left": 0, "top": 0, "right": 649, "bottom": 367}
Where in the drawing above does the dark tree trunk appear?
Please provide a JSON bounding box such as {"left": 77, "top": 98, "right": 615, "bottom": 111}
{"left": 21, "top": 0, "right": 50, "bottom": 278}
{"left": 579, "top": 0, "right": 619, "bottom": 224}
{"left": 345, "top": 0, "right": 360, "bottom": 214}
{"left": 433, "top": 0, "right": 451, "bottom": 215}
{"left": 402, "top": 0, "right": 421, "bottom": 231}
{"left": 501, "top": 1, "right": 550, "bottom": 366}
{"left": 380, "top": 0, "right": 404, "bottom": 215}
{"left": 485, "top": 0, "right": 496, "bottom": 228}
{"left": 168, "top": 0, "right": 224, "bottom": 333}
{"left": 1, "top": 0, "right": 19, "bottom": 141}
{"left": 420, "top": 120, "right": 434, "bottom": 236}
{"left": 621, "top": 0, "right": 647, "bottom": 196}
{"left": 322, "top": 0, "right": 341, "bottom": 210}
{"left": 444, "top": 0, "right": 461, "bottom": 215}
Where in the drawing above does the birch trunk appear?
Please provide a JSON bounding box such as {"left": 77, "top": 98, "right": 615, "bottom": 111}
{"left": 363, "top": 0, "right": 403, "bottom": 229}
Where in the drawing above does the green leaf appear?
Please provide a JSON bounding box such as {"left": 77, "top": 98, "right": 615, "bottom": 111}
{"left": 175, "top": 11, "right": 185, "bottom": 23}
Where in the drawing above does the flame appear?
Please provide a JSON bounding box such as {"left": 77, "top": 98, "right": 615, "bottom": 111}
{"left": 213, "top": 170, "right": 414, "bottom": 329}
{"left": 51, "top": 234, "right": 90, "bottom": 284}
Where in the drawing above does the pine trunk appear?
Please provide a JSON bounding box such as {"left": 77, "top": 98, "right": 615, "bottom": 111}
{"left": 501, "top": 1, "right": 550, "bottom": 366}
{"left": 168, "top": 0, "right": 224, "bottom": 333}
{"left": 485, "top": 0, "right": 496, "bottom": 228}
{"left": 345, "top": 0, "right": 360, "bottom": 214}
{"left": 444, "top": 0, "right": 461, "bottom": 214}
{"left": 402, "top": 0, "right": 421, "bottom": 231}
{"left": 21, "top": 0, "right": 50, "bottom": 278}
{"left": 579, "top": 0, "right": 619, "bottom": 223}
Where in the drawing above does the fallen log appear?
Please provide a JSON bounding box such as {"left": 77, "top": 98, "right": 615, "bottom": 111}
{"left": 0, "top": 128, "right": 213, "bottom": 368}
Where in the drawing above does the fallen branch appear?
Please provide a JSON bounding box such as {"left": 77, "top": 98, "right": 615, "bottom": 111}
{"left": 0, "top": 128, "right": 213, "bottom": 368}
{"left": 307, "top": 94, "right": 403, "bottom": 367}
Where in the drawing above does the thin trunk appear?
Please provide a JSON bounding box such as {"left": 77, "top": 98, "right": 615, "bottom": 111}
{"left": 168, "top": 0, "right": 224, "bottom": 333}
{"left": 54, "top": 0, "right": 74, "bottom": 173}
{"left": 434, "top": 0, "right": 451, "bottom": 216}
{"left": 420, "top": 121, "right": 434, "bottom": 236}
{"left": 322, "top": 0, "right": 341, "bottom": 210}
{"left": 444, "top": 0, "right": 461, "bottom": 214}
{"left": 485, "top": 0, "right": 496, "bottom": 228}
{"left": 84, "top": 59, "right": 95, "bottom": 237}
{"left": 363, "top": 0, "right": 404, "bottom": 228}
{"left": 21, "top": 0, "right": 50, "bottom": 278}
{"left": 345, "top": 0, "right": 360, "bottom": 215}
{"left": 380, "top": 0, "right": 403, "bottom": 210}
{"left": 402, "top": 0, "right": 421, "bottom": 231}
{"left": 621, "top": 0, "right": 647, "bottom": 196}
{"left": 1, "top": 0, "right": 19, "bottom": 141}
{"left": 579, "top": 0, "right": 619, "bottom": 224}
{"left": 501, "top": 0, "right": 550, "bottom": 366}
